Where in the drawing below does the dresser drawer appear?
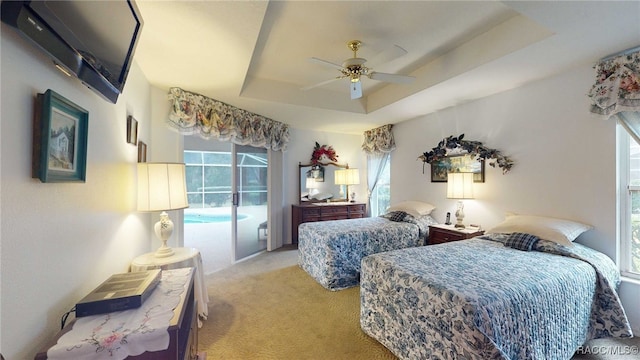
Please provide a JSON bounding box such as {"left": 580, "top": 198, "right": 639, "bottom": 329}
{"left": 428, "top": 225, "right": 484, "bottom": 245}
{"left": 347, "top": 204, "right": 365, "bottom": 216}
{"left": 301, "top": 208, "right": 321, "bottom": 216}
{"left": 300, "top": 208, "right": 321, "bottom": 221}
{"left": 321, "top": 207, "right": 348, "bottom": 217}
{"left": 429, "top": 230, "right": 466, "bottom": 244}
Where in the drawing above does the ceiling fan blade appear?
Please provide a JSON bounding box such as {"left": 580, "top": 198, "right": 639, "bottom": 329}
{"left": 309, "top": 57, "right": 344, "bottom": 71}
{"left": 350, "top": 81, "right": 362, "bottom": 100}
{"left": 301, "top": 76, "right": 344, "bottom": 91}
{"left": 369, "top": 71, "right": 415, "bottom": 84}
{"left": 370, "top": 44, "right": 408, "bottom": 65}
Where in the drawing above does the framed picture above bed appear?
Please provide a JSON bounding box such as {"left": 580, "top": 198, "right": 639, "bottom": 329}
{"left": 430, "top": 154, "right": 484, "bottom": 183}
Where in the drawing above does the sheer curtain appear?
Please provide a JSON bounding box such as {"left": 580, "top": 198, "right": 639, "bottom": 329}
{"left": 588, "top": 49, "right": 640, "bottom": 137}
{"left": 366, "top": 153, "right": 390, "bottom": 216}
{"left": 362, "top": 124, "right": 395, "bottom": 216}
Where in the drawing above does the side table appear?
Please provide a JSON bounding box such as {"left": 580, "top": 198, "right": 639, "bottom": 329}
{"left": 428, "top": 224, "right": 485, "bottom": 245}
{"left": 131, "top": 247, "right": 209, "bottom": 327}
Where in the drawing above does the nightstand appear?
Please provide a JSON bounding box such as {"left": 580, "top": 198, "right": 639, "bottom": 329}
{"left": 131, "top": 247, "right": 209, "bottom": 327}
{"left": 428, "top": 224, "right": 484, "bottom": 245}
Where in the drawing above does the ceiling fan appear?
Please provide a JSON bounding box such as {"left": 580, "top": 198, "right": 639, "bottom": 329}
{"left": 303, "top": 40, "right": 415, "bottom": 100}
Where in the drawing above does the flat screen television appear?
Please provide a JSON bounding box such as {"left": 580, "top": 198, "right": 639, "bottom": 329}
{"left": 1, "top": 0, "right": 143, "bottom": 104}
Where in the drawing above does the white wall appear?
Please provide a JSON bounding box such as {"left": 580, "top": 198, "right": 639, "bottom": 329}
{"left": 283, "top": 128, "right": 367, "bottom": 243}
{"left": 391, "top": 63, "right": 639, "bottom": 332}
{"left": 0, "top": 26, "right": 154, "bottom": 358}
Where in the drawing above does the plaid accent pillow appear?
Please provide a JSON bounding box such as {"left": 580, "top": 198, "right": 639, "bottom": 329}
{"left": 382, "top": 211, "right": 408, "bottom": 222}
{"left": 504, "top": 232, "right": 540, "bottom": 251}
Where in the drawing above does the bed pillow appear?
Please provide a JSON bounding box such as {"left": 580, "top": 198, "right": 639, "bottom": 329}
{"left": 404, "top": 214, "right": 439, "bottom": 240}
{"left": 381, "top": 211, "right": 409, "bottom": 222}
{"left": 310, "top": 192, "right": 333, "bottom": 201}
{"left": 487, "top": 214, "right": 592, "bottom": 247}
{"left": 504, "top": 232, "right": 540, "bottom": 251}
{"left": 387, "top": 201, "right": 435, "bottom": 218}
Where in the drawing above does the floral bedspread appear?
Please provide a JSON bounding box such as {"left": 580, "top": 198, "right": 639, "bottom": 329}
{"left": 298, "top": 216, "right": 435, "bottom": 291}
{"left": 47, "top": 268, "right": 193, "bottom": 360}
{"left": 360, "top": 235, "right": 633, "bottom": 360}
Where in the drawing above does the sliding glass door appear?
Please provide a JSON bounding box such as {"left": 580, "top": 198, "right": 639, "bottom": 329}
{"left": 232, "top": 145, "right": 268, "bottom": 260}
{"left": 183, "top": 141, "right": 269, "bottom": 272}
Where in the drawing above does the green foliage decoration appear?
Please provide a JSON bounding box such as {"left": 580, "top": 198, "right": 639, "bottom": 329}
{"left": 418, "top": 134, "right": 514, "bottom": 174}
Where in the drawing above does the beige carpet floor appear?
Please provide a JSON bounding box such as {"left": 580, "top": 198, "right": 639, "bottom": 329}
{"left": 199, "top": 246, "right": 638, "bottom": 360}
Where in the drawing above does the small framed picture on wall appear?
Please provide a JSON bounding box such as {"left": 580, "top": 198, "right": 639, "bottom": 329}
{"left": 33, "top": 89, "right": 88, "bottom": 183}
{"left": 126, "top": 115, "right": 138, "bottom": 145}
{"left": 137, "top": 141, "right": 147, "bottom": 162}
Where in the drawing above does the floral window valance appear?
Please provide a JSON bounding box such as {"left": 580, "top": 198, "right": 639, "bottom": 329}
{"left": 167, "top": 87, "right": 290, "bottom": 151}
{"left": 588, "top": 49, "right": 640, "bottom": 118}
{"left": 362, "top": 124, "right": 396, "bottom": 155}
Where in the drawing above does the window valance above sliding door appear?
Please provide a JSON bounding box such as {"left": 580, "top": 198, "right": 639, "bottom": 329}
{"left": 167, "top": 87, "right": 290, "bottom": 151}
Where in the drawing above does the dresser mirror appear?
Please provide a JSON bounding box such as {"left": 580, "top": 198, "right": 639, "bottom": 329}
{"left": 298, "top": 161, "right": 348, "bottom": 204}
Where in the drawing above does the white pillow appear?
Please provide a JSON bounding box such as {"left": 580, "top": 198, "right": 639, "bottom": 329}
{"left": 311, "top": 192, "right": 333, "bottom": 201}
{"left": 387, "top": 201, "right": 435, "bottom": 218}
{"left": 487, "top": 214, "right": 592, "bottom": 247}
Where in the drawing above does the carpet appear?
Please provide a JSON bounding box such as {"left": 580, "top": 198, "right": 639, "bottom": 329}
{"left": 199, "top": 247, "right": 638, "bottom": 359}
{"left": 199, "top": 247, "right": 394, "bottom": 359}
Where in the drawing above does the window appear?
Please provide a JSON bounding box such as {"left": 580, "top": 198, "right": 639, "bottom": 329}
{"left": 369, "top": 155, "right": 390, "bottom": 217}
{"left": 620, "top": 129, "right": 640, "bottom": 279}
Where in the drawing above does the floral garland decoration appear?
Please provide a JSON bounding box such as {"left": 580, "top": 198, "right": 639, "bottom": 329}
{"left": 418, "top": 134, "right": 514, "bottom": 174}
{"left": 310, "top": 142, "right": 338, "bottom": 165}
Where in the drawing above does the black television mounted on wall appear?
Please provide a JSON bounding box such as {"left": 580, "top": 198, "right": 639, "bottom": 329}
{"left": 1, "top": 0, "right": 143, "bottom": 104}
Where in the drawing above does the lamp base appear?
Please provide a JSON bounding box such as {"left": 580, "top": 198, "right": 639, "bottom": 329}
{"left": 154, "top": 245, "right": 175, "bottom": 258}
{"left": 154, "top": 211, "right": 175, "bottom": 258}
{"left": 454, "top": 200, "right": 465, "bottom": 229}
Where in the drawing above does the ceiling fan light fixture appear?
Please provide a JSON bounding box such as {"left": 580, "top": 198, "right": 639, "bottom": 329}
{"left": 303, "top": 38, "right": 414, "bottom": 98}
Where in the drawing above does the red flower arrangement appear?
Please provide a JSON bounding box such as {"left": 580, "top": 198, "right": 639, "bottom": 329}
{"left": 310, "top": 142, "right": 338, "bottom": 165}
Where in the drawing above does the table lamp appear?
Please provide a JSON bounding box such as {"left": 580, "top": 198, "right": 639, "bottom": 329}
{"left": 447, "top": 172, "right": 474, "bottom": 228}
{"left": 306, "top": 177, "right": 319, "bottom": 197}
{"left": 335, "top": 168, "right": 360, "bottom": 202}
{"left": 137, "top": 163, "right": 189, "bottom": 257}
{"left": 334, "top": 169, "right": 346, "bottom": 198}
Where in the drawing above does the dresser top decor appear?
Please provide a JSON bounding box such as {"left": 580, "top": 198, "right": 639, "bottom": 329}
{"left": 310, "top": 142, "right": 339, "bottom": 165}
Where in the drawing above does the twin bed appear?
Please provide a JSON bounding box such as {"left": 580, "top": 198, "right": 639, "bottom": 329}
{"left": 298, "top": 212, "right": 437, "bottom": 290}
{"left": 297, "top": 207, "right": 633, "bottom": 359}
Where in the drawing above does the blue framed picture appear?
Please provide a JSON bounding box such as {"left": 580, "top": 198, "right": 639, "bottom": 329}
{"left": 33, "top": 89, "right": 88, "bottom": 182}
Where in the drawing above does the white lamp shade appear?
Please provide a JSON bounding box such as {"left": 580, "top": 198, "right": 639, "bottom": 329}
{"left": 334, "top": 169, "right": 346, "bottom": 185}
{"left": 306, "top": 177, "right": 319, "bottom": 189}
{"left": 447, "top": 172, "right": 474, "bottom": 199}
{"left": 335, "top": 168, "right": 360, "bottom": 185}
{"left": 137, "top": 163, "right": 189, "bottom": 212}
{"left": 344, "top": 168, "right": 360, "bottom": 185}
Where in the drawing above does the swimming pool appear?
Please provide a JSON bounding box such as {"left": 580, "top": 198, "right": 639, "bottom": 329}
{"left": 184, "top": 213, "right": 248, "bottom": 224}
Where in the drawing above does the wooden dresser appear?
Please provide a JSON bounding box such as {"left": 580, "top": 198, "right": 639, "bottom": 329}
{"left": 291, "top": 203, "right": 366, "bottom": 244}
